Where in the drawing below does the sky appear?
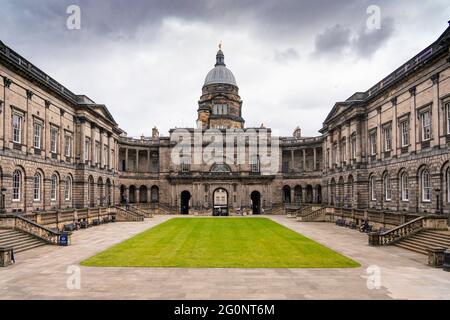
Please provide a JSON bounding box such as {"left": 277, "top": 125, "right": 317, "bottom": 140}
{"left": 1, "top": 0, "right": 449, "bottom": 137}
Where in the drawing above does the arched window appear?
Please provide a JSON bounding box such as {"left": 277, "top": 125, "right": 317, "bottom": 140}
{"left": 421, "top": 169, "right": 431, "bottom": 202}
{"left": 33, "top": 173, "right": 41, "bottom": 201}
{"left": 51, "top": 174, "right": 58, "bottom": 201}
{"left": 400, "top": 172, "right": 409, "bottom": 201}
{"left": 12, "top": 170, "right": 21, "bottom": 201}
{"left": 383, "top": 173, "right": 391, "bottom": 201}
{"left": 64, "top": 177, "right": 72, "bottom": 201}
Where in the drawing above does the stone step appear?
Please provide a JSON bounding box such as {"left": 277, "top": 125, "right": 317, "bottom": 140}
{"left": 394, "top": 242, "right": 428, "bottom": 255}
{"left": 0, "top": 232, "right": 32, "bottom": 241}
{"left": 402, "top": 237, "right": 449, "bottom": 250}
{"left": 0, "top": 229, "right": 48, "bottom": 253}
{"left": 420, "top": 231, "right": 450, "bottom": 242}
{"left": 15, "top": 241, "right": 47, "bottom": 253}
{"left": 411, "top": 234, "right": 450, "bottom": 247}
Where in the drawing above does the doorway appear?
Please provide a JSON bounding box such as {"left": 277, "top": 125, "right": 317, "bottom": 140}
{"left": 251, "top": 191, "right": 261, "bottom": 214}
{"left": 180, "top": 191, "right": 191, "bottom": 214}
{"left": 213, "top": 188, "right": 228, "bottom": 216}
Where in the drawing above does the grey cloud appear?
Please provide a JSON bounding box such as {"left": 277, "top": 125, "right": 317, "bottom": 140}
{"left": 274, "top": 48, "right": 300, "bottom": 63}
{"left": 314, "top": 24, "right": 352, "bottom": 55}
{"left": 352, "top": 17, "right": 395, "bottom": 57}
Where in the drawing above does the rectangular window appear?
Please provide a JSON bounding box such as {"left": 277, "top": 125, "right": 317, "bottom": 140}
{"left": 64, "top": 135, "right": 71, "bottom": 157}
{"left": 369, "top": 131, "right": 377, "bottom": 155}
{"left": 341, "top": 140, "right": 346, "bottom": 162}
{"left": 383, "top": 126, "right": 392, "bottom": 151}
{"left": 84, "top": 138, "right": 90, "bottom": 161}
{"left": 50, "top": 127, "right": 58, "bottom": 153}
{"left": 447, "top": 102, "right": 450, "bottom": 134}
{"left": 95, "top": 141, "right": 100, "bottom": 164}
{"left": 103, "top": 145, "right": 108, "bottom": 166}
{"left": 33, "top": 123, "right": 42, "bottom": 149}
{"left": 181, "top": 157, "right": 191, "bottom": 172}
{"left": 421, "top": 110, "right": 431, "bottom": 141}
{"left": 251, "top": 155, "right": 260, "bottom": 173}
{"left": 12, "top": 113, "right": 22, "bottom": 143}
{"left": 400, "top": 121, "right": 409, "bottom": 147}
{"left": 351, "top": 134, "right": 357, "bottom": 159}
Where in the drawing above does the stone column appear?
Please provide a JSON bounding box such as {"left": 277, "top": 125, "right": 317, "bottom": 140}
{"left": 391, "top": 98, "right": 398, "bottom": 157}
{"left": 290, "top": 149, "right": 295, "bottom": 171}
{"left": 356, "top": 120, "right": 362, "bottom": 163}
{"left": 409, "top": 87, "right": 417, "bottom": 153}
{"left": 125, "top": 148, "right": 129, "bottom": 171}
{"left": 136, "top": 149, "right": 139, "bottom": 172}
{"left": 90, "top": 123, "right": 95, "bottom": 166}
{"left": 377, "top": 107, "right": 382, "bottom": 160}
{"left": 431, "top": 73, "right": 440, "bottom": 148}
{"left": 302, "top": 149, "right": 306, "bottom": 172}
{"left": 313, "top": 148, "right": 317, "bottom": 171}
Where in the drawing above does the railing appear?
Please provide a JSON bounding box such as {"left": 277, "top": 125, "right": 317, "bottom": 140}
{"left": 128, "top": 205, "right": 151, "bottom": 218}
{"left": 13, "top": 215, "right": 63, "bottom": 244}
{"left": 368, "top": 216, "right": 425, "bottom": 246}
{"left": 299, "top": 207, "right": 327, "bottom": 222}
{"left": 114, "top": 206, "right": 144, "bottom": 221}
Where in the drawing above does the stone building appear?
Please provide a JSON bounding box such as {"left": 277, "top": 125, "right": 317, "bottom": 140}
{"left": 0, "top": 24, "right": 449, "bottom": 219}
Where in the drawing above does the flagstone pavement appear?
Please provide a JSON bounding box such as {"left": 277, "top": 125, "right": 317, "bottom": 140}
{"left": 1, "top": 215, "right": 449, "bottom": 300}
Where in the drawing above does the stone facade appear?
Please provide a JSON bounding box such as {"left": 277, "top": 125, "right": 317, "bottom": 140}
{"left": 1, "top": 25, "right": 450, "bottom": 219}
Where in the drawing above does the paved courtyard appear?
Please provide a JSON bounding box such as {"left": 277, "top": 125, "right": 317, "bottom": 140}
{"left": 1, "top": 215, "right": 449, "bottom": 299}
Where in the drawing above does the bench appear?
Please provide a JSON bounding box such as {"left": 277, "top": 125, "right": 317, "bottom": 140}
{"left": 63, "top": 223, "right": 76, "bottom": 232}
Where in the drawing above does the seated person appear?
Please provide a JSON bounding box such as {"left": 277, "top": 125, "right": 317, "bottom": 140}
{"left": 359, "top": 219, "right": 369, "bottom": 232}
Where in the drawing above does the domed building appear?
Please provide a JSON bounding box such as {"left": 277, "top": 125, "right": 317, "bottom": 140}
{"left": 197, "top": 47, "right": 244, "bottom": 129}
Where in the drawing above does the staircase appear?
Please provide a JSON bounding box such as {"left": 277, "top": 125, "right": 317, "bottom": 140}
{"left": 0, "top": 228, "right": 47, "bottom": 253}
{"left": 394, "top": 230, "right": 450, "bottom": 255}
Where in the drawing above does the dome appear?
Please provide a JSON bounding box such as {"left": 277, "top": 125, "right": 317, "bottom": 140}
{"left": 203, "top": 49, "right": 237, "bottom": 87}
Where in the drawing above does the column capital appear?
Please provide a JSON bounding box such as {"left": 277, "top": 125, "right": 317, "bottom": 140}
{"left": 409, "top": 86, "right": 416, "bottom": 96}
{"left": 430, "top": 73, "right": 440, "bottom": 85}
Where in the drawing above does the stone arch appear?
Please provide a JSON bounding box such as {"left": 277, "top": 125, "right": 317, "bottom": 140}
{"left": 337, "top": 176, "right": 344, "bottom": 206}
{"left": 330, "top": 178, "right": 336, "bottom": 205}
{"left": 129, "top": 185, "right": 137, "bottom": 203}
{"left": 347, "top": 175, "right": 354, "bottom": 207}
{"left": 98, "top": 177, "right": 104, "bottom": 206}
{"left": 139, "top": 185, "right": 148, "bottom": 203}
{"left": 105, "top": 178, "right": 112, "bottom": 206}
{"left": 293, "top": 185, "right": 302, "bottom": 205}
{"left": 305, "top": 185, "right": 313, "bottom": 204}
{"left": 282, "top": 185, "right": 291, "bottom": 204}
{"left": 316, "top": 184, "right": 322, "bottom": 204}
{"left": 88, "top": 175, "right": 95, "bottom": 207}
{"left": 150, "top": 185, "right": 159, "bottom": 203}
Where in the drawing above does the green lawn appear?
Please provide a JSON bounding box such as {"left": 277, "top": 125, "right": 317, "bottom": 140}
{"left": 81, "top": 217, "right": 360, "bottom": 268}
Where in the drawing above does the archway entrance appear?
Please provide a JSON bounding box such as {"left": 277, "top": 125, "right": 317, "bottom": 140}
{"left": 282, "top": 185, "right": 291, "bottom": 204}
{"left": 213, "top": 188, "right": 228, "bottom": 216}
{"left": 180, "top": 191, "right": 191, "bottom": 214}
{"left": 251, "top": 191, "right": 261, "bottom": 214}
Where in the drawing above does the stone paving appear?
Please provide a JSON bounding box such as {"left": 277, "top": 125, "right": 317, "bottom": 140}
{"left": 0, "top": 215, "right": 449, "bottom": 299}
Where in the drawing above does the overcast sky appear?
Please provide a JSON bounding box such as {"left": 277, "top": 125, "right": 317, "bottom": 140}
{"left": 1, "top": 0, "right": 449, "bottom": 137}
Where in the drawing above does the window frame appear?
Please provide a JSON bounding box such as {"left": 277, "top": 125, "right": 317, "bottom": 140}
{"left": 33, "top": 122, "right": 42, "bottom": 149}
{"left": 400, "top": 120, "right": 409, "bottom": 147}
{"left": 33, "top": 173, "right": 41, "bottom": 201}
{"left": 400, "top": 172, "right": 409, "bottom": 202}
{"left": 50, "top": 127, "right": 58, "bottom": 154}
{"left": 50, "top": 174, "right": 58, "bottom": 201}
{"left": 12, "top": 113, "right": 23, "bottom": 144}
{"left": 12, "top": 170, "right": 21, "bottom": 201}
{"left": 420, "top": 110, "right": 431, "bottom": 141}
{"left": 421, "top": 169, "right": 431, "bottom": 202}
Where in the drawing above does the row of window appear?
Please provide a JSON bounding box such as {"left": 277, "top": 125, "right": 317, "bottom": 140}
{"left": 12, "top": 113, "right": 73, "bottom": 156}
{"left": 12, "top": 170, "right": 72, "bottom": 202}
{"left": 369, "top": 169, "right": 433, "bottom": 203}
{"left": 329, "top": 105, "right": 449, "bottom": 165}
{"left": 179, "top": 156, "right": 260, "bottom": 173}
{"left": 212, "top": 104, "right": 228, "bottom": 115}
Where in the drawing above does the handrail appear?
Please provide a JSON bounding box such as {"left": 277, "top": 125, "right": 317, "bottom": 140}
{"left": 13, "top": 214, "right": 63, "bottom": 244}
{"left": 368, "top": 216, "right": 425, "bottom": 246}
{"left": 114, "top": 206, "right": 144, "bottom": 221}
{"left": 299, "top": 207, "right": 327, "bottom": 222}
{"left": 129, "top": 205, "right": 152, "bottom": 217}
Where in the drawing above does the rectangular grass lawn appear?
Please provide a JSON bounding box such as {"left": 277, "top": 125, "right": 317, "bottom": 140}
{"left": 81, "top": 217, "right": 359, "bottom": 268}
